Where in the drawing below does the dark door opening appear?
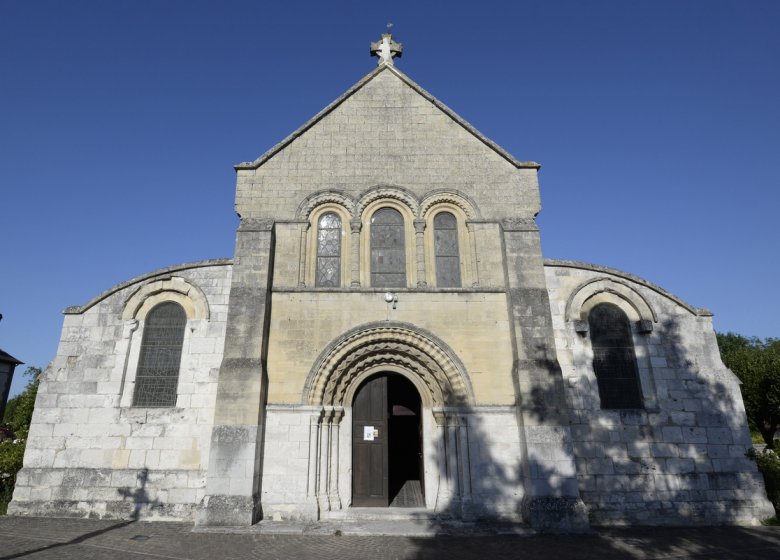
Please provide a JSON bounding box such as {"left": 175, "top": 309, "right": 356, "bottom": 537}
{"left": 352, "top": 373, "right": 424, "bottom": 507}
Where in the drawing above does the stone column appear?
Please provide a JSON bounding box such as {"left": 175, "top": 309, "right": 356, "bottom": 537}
{"left": 432, "top": 411, "right": 473, "bottom": 517}
{"left": 466, "top": 222, "right": 480, "bottom": 287}
{"left": 350, "top": 219, "right": 361, "bottom": 287}
{"left": 445, "top": 417, "right": 461, "bottom": 511}
{"left": 455, "top": 415, "right": 473, "bottom": 518}
{"left": 432, "top": 410, "right": 451, "bottom": 513}
{"left": 117, "top": 319, "right": 139, "bottom": 406}
{"left": 306, "top": 409, "right": 323, "bottom": 518}
{"left": 501, "top": 217, "right": 588, "bottom": 532}
{"left": 298, "top": 221, "right": 310, "bottom": 287}
{"left": 414, "top": 219, "right": 427, "bottom": 287}
{"left": 197, "top": 218, "right": 275, "bottom": 526}
{"left": 329, "top": 408, "right": 344, "bottom": 509}
{"left": 317, "top": 408, "right": 333, "bottom": 512}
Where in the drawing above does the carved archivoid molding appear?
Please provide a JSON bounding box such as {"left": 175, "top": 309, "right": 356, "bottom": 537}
{"left": 305, "top": 323, "right": 473, "bottom": 407}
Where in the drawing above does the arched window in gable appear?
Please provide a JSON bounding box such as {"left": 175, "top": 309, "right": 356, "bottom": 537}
{"left": 132, "top": 301, "right": 186, "bottom": 407}
{"left": 316, "top": 212, "right": 342, "bottom": 287}
{"left": 433, "top": 212, "right": 461, "bottom": 288}
{"left": 371, "top": 207, "right": 406, "bottom": 287}
{"left": 588, "top": 302, "right": 643, "bottom": 409}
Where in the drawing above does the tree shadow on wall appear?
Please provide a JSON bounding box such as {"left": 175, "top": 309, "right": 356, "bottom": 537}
{"left": 117, "top": 467, "right": 162, "bottom": 520}
{"left": 0, "top": 467, "right": 157, "bottom": 560}
{"left": 403, "top": 318, "right": 778, "bottom": 558}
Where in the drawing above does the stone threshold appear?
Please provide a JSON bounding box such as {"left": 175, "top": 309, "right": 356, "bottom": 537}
{"left": 193, "top": 515, "right": 534, "bottom": 537}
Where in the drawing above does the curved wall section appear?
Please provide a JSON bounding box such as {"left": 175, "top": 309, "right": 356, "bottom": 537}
{"left": 544, "top": 261, "right": 772, "bottom": 525}
{"left": 10, "top": 263, "right": 233, "bottom": 521}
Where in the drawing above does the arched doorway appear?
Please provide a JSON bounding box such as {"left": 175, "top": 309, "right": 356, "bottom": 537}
{"left": 352, "top": 373, "right": 424, "bottom": 507}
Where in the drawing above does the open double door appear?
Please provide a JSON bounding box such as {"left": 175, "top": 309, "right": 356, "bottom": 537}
{"left": 351, "top": 373, "right": 424, "bottom": 507}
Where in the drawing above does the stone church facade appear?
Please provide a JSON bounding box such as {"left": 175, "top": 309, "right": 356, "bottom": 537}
{"left": 10, "top": 36, "right": 773, "bottom": 530}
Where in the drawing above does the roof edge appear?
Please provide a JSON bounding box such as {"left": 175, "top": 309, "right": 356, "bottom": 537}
{"left": 385, "top": 65, "right": 539, "bottom": 170}
{"left": 0, "top": 349, "right": 23, "bottom": 365}
{"left": 235, "top": 65, "right": 387, "bottom": 170}
{"left": 235, "top": 64, "right": 540, "bottom": 171}
{"left": 64, "top": 259, "right": 233, "bottom": 315}
{"left": 543, "top": 259, "right": 711, "bottom": 317}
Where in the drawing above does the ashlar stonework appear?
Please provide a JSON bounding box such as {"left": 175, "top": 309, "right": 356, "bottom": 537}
{"left": 10, "top": 36, "right": 773, "bottom": 530}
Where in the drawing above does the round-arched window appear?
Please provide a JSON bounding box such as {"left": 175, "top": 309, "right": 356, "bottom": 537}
{"left": 370, "top": 208, "right": 406, "bottom": 287}
{"left": 588, "top": 303, "right": 643, "bottom": 409}
{"left": 132, "top": 301, "right": 186, "bottom": 407}
{"left": 316, "top": 212, "right": 342, "bottom": 287}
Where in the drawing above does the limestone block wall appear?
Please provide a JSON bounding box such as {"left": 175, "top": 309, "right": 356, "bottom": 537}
{"left": 544, "top": 260, "right": 773, "bottom": 525}
{"left": 260, "top": 404, "right": 524, "bottom": 521}
{"left": 272, "top": 219, "right": 507, "bottom": 291}
{"left": 259, "top": 406, "right": 316, "bottom": 519}
{"left": 266, "top": 291, "right": 515, "bottom": 405}
{"left": 10, "top": 261, "right": 232, "bottom": 520}
{"left": 235, "top": 68, "right": 541, "bottom": 222}
{"left": 465, "top": 407, "right": 525, "bottom": 519}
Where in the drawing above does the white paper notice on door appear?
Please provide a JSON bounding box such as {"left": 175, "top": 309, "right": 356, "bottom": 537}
{"left": 363, "top": 426, "right": 374, "bottom": 441}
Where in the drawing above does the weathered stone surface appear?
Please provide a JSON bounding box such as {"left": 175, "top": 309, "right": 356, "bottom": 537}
{"left": 11, "top": 48, "right": 773, "bottom": 530}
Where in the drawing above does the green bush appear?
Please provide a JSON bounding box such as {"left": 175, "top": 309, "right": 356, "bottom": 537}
{"left": 0, "top": 440, "right": 25, "bottom": 514}
{"left": 756, "top": 449, "right": 780, "bottom": 517}
{"left": 0, "top": 366, "right": 41, "bottom": 515}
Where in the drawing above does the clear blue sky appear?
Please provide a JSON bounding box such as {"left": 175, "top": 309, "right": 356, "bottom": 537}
{"left": 2, "top": 0, "right": 778, "bottom": 398}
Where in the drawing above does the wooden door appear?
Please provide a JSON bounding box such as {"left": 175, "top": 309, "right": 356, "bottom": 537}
{"left": 352, "top": 375, "right": 389, "bottom": 506}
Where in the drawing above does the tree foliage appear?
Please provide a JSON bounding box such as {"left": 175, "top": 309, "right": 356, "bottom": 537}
{"left": 0, "top": 366, "right": 41, "bottom": 514}
{"left": 717, "top": 333, "right": 780, "bottom": 448}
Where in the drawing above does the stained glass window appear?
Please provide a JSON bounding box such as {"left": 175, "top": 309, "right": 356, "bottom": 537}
{"left": 371, "top": 207, "right": 406, "bottom": 287}
{"left": 588, "top": 303, "right": 643, "bottom": 409}
{"left": 316, "top": 212, "right": 341, "bottom": 287}
{"left": 434, "top": 212, "right": 461, "bottom": 288}
{"left": 132, "top": 302, "right": 186, "bottom": 407}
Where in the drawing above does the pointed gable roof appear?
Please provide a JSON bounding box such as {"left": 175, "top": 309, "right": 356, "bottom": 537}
{"left": 235, "top": 64, "right": 539, "bottom": 171}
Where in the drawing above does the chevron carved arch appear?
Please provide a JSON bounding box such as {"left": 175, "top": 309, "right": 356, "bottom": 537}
{"left": 419, "top": 190, "right": 480, "bottom": 220}
{"left": 356, "top": 185, "right": 420, "bottom": 218}
{"left": 296, "top": 190, "right": 356, "bottom": 220}
{"left": 304, "top": 322, "right": 474, "bottom": 407}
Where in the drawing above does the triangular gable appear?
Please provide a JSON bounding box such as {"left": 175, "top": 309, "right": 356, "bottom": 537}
{"left": 235, "top": 64, "right": 539, "bottom": 171}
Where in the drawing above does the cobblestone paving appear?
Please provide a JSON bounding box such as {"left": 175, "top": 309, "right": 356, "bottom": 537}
{"left": 1, "top": 517, "right": 780, "bottom": 560}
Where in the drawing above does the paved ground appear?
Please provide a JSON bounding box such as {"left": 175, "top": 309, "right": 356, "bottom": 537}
{"left": 1, "top": 516, "right": 779, "bottom": 560}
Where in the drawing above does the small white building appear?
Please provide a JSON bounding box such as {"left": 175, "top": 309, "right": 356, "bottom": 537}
{"left": 10, "top": 35, "right": 773, "bottom": 530}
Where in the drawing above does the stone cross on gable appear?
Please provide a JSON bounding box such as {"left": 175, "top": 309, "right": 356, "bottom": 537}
{"left": 370, "top": 33, "right": 403, "bottom": 66}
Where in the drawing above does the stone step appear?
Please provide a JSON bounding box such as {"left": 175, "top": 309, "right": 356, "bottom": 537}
{"left": 323, "top": 507, "right": 434, "bottom": 522}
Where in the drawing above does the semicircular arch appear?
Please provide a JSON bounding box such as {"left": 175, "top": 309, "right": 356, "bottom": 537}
{"left": 566, "top": 277, "right": 656, "bottom": 324}
{"left": 356, "top": 185, "right": 420, "bottom": 218}
{"left": 296, "top": 190, "right": 356, "bottom": 220}
{"left": 303, "top": 321, "right": 474, "bottom": 407}
{"left": 420, "top": 189, "right": 480, "bottom": 220}
{"left": 122, "top": 276, "right": 210, "bottom": 321}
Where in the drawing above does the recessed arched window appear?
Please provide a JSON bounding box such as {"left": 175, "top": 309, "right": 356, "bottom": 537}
{"left": 433, "top": 212, "right": 461, "bottom": 287}
{"left": 371, "top": 207, "right": 406, "bottom": 287}
{"left": 316, "top": 212, "right": 342, "bottom": 287}
{"left": 132, "top": 301, "right": 186, "bottom": 407}
{"left": 588, "top": 303, "right": 643, "bottom": 409}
